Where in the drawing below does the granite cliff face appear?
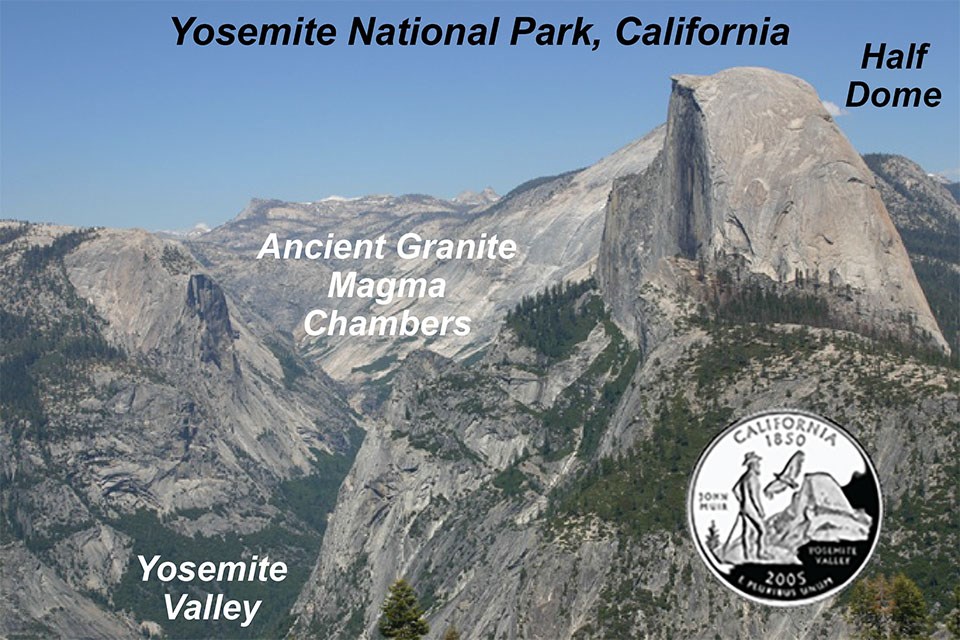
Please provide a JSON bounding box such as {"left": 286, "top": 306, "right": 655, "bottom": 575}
{"left": 863, "top": 153, "right": 960, "bottom": 356}
{"left": 289, "top": 69, "right": 956, "bottom": 640}
{"left": 187, "top": 126, "right": 665, "bottom": 384}
{"left": 599, "top": 68, "right": 948, "bottom": 353}
{"left": 3, "top": 67, "right": 958, "bottom": 640}
{"left": 291, "top": 290, "right": 957, "bottom": 640}
{"left": 0, "top": 224, "right": 359, "bottom": 637}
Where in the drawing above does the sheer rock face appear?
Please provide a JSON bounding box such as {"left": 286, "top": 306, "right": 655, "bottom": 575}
{"left": 1, "top": 223, "right": 361, "bottom": 637}
{"left": 189, "top": 125, "right": 665, "bottom": 383}
{"left": 60, "top": 228, "right": 356, "bottom": 488}
{"left": 599, "top": 67, "right": 948, "bottom": 353}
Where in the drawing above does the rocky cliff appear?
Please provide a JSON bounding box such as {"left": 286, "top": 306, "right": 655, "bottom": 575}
{"left": 187, "top": 126, "right": 665, "bottom": 384}
{"left": 2, "top": 67, "right": 957, "bottom": 640}
{"left": 0, "top": 224, "right": 359, "bottom": 638}
{"left": 599, "top": 68, "right": 948, "bottom": 354}
{"left": 289, "top": 69, "right": 957, "bottom": 640}
{"left": 290, "top": 285, "right": 957, "bottom": 639}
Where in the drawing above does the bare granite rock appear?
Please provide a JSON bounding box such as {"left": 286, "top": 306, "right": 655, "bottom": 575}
{"left": 599, "top": 67, "right": 948, "bottom": 353}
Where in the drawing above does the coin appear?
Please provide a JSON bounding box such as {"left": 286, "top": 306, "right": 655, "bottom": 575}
{"left": 687, "top": 409, "right": 882, "bottom": 606}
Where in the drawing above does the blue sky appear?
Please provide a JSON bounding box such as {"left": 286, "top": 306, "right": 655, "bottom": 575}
{"left": 2, "top": 1, "right": 958, "bottom": 230}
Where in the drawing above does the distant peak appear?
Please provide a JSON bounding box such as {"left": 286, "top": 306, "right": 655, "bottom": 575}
{"left": 453, "top": 187, "right": 501, "bottom": 206}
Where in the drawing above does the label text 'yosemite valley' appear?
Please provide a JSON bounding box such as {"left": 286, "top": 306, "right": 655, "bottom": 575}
{"left": 138, "top": 554, "right": 287, "bottom": 628}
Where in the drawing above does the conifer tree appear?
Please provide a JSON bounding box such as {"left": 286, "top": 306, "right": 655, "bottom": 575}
{"left": 442, "top": 625, "right": 462, "bottom": 640}
{"left": 947, "top": 585, "right": 960, "bottom": 639}
{"left": 890, "top": 574, "right": 929, "bottom": 639}
{"left": 846, "top": 573, "right": 929, "bottom": 640}
{"left": 705, "top": 520, "right": 720, "bottom": 551}
{"left": 847, "top": 575, "right": 892, "bottom": 640}
{"left": 378, "top": 579, "right": 429, "bottom": 640}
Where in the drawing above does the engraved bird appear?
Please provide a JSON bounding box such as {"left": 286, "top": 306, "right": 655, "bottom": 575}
{"left": 763, "top": 451, "right": 805, "bottom": 499}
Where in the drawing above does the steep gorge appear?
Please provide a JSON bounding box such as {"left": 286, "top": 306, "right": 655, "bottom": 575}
{"left": 2, "top": 67, "right": 957, "bottom": 640}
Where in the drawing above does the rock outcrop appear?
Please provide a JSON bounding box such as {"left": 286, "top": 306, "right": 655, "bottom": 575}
{"left": 599, "top": 67, "right": 948, "bottom": 353}
{"left": 3, "top": 67, "right": 958, "bottom": 640}
{"left": 291, "top": 303, "right": 958, "bottom": 640}
{"left": 0, "top": 223, "right": 359, "bottom": 638}
{"left": 188, "top": 125, "right": 665, "bottom": 383}
{"left": 863, "top": 153, "right": 960, "bottom": 240}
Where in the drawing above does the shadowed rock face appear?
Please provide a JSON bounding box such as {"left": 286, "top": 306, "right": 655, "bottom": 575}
{"left": 0, "top": 223, "right": 363, "bottom": 637}
{"left": 187, "top": 273, "right": 238, "bottom": 371}
{"left": 600, "top": 67, "right": 948, "bottom": 353}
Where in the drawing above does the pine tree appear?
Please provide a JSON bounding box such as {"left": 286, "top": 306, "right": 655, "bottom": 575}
{"left": 846, "top": 573, "right": 929, "bottom": 640}
{"left": 847, "top": 575, "right": 891, "bottom": 640}
{"left": 378, "top": 579, "right": 430, "bottom": 640}
{"left": 890, "top": 574, "right": 929, "bottom": 639}
{"left": 947, "top": 585, "right": 960, "bottom": 639}
{"left": 705, "top": 520, "right": 720, "bottom": 551}
{"left": 442, "top": 626, "right": 462, "bottom": 640}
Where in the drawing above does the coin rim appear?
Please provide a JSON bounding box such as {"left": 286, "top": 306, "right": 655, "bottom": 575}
{"left": 686, "top": 408, "right": 884, "bottom": 607}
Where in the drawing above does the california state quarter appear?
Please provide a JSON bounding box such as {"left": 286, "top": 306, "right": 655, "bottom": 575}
{"left": 688, "top": 409, "right": 882, "bottom": 606}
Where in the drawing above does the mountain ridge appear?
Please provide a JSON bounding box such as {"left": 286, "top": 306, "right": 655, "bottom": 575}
{"left": 2, "top": 67, "right": 957, "bottom": 639}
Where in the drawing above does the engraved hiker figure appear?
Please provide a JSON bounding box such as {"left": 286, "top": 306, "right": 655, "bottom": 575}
{"left": 726, "top": 451, "right": 767, "bottom": 561}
